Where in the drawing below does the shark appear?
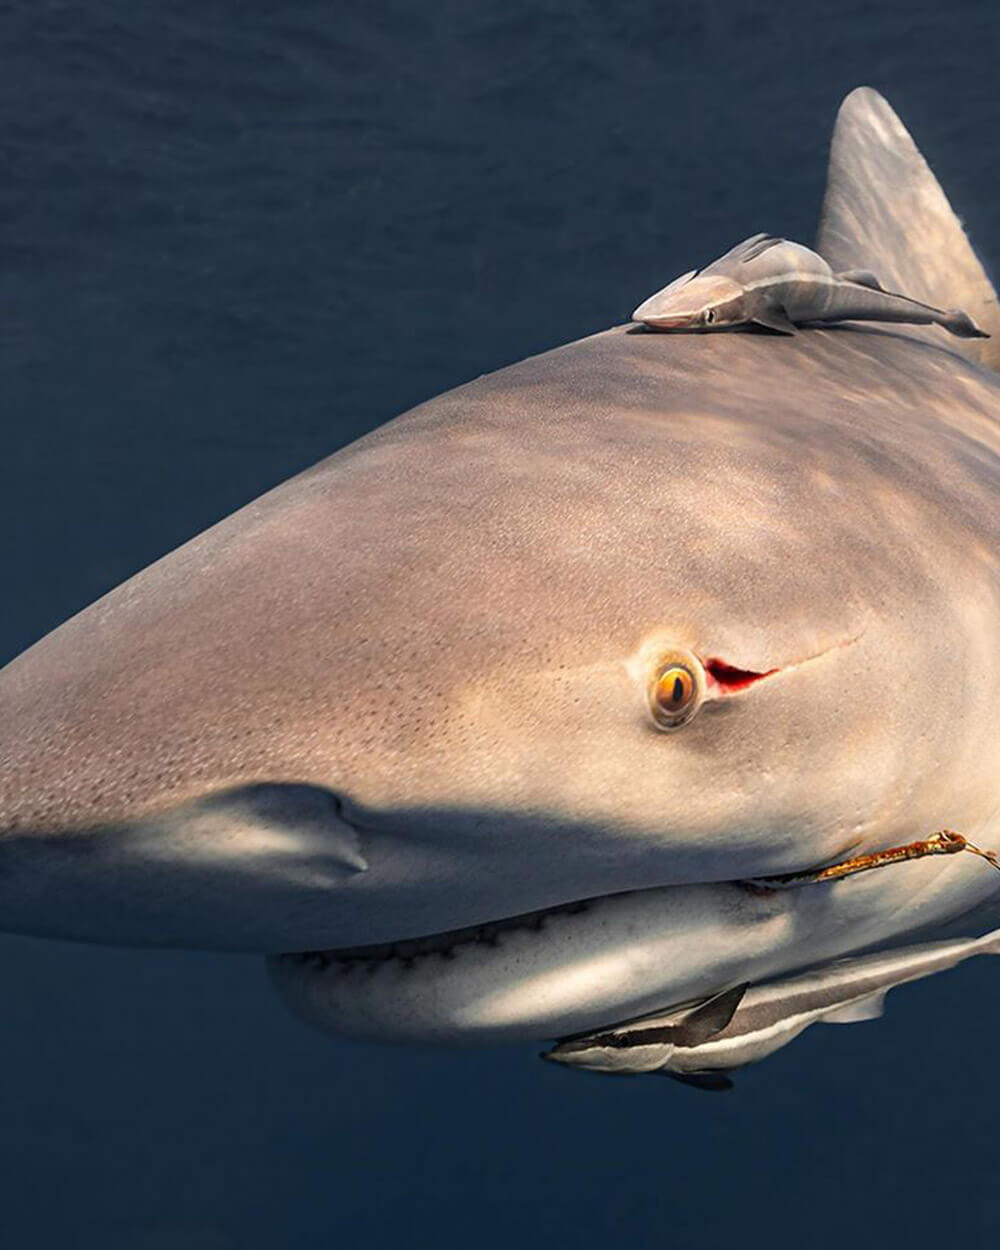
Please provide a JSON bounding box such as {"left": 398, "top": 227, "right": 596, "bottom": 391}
{"left": 3, "top": 87, "right": 1000, "bottom": 1050}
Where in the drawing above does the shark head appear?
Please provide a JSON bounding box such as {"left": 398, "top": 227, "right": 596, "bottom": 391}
{"left": 4, "top": 88, "right": 1000, "bottom": 1042}
{"left": 632, "top": 271, "right": 748, "bottom": 329}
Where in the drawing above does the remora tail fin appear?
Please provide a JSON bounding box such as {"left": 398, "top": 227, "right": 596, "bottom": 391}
{"left": 817, "top": 86, "right": 1000, "bottom": 369}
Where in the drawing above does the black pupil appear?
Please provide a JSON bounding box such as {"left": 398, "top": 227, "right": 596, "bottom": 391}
{"left": 671, "top": 674, "right": 684, "bottom": 704}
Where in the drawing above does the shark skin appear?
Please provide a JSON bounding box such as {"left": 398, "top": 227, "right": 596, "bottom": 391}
{"left": 3, "top": 88, "right": 1000, "bottom": 1043}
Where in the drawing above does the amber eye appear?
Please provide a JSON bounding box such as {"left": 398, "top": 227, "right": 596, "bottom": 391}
{"left": 648, "top": 651, "right": 704, "bottom": 729}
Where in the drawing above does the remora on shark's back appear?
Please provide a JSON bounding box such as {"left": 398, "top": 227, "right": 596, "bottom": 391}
{"left": 2, "top": 88, "right": 1000, "bottom": 1050}
{"left": 632, "top": 233, "right": 989, "bottom": 337}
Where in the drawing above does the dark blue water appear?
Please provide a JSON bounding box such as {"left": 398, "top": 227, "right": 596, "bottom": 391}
{"left": 3, "top": 4, "right": 1000, "bottom": 1247}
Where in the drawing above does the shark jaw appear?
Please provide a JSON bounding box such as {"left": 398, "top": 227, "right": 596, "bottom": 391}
{"left": 267, "top": 842, "right": 1000, "bottom": 1044}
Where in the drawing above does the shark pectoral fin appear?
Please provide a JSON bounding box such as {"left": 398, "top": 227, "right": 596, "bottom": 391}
{"left": 837, "top": 268, "right": 886, "bottom": 291}
{"left": 665, "top": 1070, "right": 735, "bottom": 1092}
{"left": 752, "top": 307, "right": 798, "bottom": 335}
{"left": 820, "top": 989, "right": 888, "bottom": 1025}
{"left": 671, "top": 982, "right": 749, "bottom": 1046}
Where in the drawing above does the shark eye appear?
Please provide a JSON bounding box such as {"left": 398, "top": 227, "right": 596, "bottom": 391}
{"left": 648, "top": 651, "right": 705, "bottom": 730}
{"left": 704, "top": 309, "right": 716, "bottom": 324}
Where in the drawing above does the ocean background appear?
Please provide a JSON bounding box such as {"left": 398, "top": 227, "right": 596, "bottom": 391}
{"left": 2, "top": 3, "right": 1000, "bottom": 1247}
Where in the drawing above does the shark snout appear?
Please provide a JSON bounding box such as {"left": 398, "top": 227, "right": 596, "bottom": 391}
{"left": 0, "top": 753, "right": 373, "bottom": 951}
{"left": 0, "top": 601, "right": 375, "bottom": 950}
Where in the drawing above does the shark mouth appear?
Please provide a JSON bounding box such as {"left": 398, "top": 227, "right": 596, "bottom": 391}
{"left": 287, "top": 896, "right": 597, "bottom": 966}
{"left": 270, "top": 662, "right": 776, "bottom": 973}
{"left": 266, "top": 882, "right": 765, "bottom": 1046}
{"left": 268, "top": 836, "right": 997, "bottom": 1047}
{"left": 267, "top": 641, "right": 871, "bottom": 1045}
{"left": 268, "top": 817, "right": 985, "bottom": 1048}
{"left": 266, "top": 871, "right": 828, "bottom": 1047}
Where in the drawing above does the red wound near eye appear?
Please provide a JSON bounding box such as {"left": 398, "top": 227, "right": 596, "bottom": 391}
{"left": 704, "top": 657, "right": 778, "bottom": 694}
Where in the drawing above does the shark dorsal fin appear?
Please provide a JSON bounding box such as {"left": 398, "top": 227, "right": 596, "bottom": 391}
{"left": 816, "top": 86, "right": 1000, "bottom": 369}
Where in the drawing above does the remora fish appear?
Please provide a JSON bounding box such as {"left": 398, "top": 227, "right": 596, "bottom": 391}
{"left": 2, "top": 88, "right": 1000, "bottom": 1046}
{"left": 632, "top": 233, "right": 989, "bottom": 337}
{"left": 544, "top": 928, "right": 1000, "bottom": 1084}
